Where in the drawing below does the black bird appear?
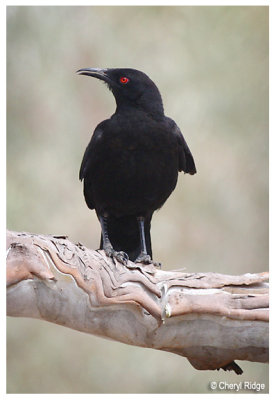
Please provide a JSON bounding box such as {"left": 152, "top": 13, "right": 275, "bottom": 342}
{"left": 77, "top": 68, "right": 196, "bottom": 265}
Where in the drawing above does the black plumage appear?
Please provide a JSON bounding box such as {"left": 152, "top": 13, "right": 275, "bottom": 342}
{"left": 77, "top": 68, "right": 196, "bottom": 264}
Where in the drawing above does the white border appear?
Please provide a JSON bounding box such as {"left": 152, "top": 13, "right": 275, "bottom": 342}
{"left": 3, "top": 2, "right": 273, "bottom": 399}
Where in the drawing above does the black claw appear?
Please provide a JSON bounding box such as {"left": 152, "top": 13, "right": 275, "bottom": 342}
{"left": 153, "top": 261, "right": 162, "bottom": 268}
{"left": 135, "top": 254, "right": 152, "bottom": 264}
{"left": 104, "top": 248, "right": 129, "bottom": 265}
{"left": 113, "top": 251, "right": 129, "bottom": 265}
{"left": 135, "top": 253, "right": 161, "bottom": 267}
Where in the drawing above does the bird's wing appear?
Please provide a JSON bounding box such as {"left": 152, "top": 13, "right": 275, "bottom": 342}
{"left": 171, "top": 121, "right": 197, "bottom": 175}
{"left": 79, "top": 121, "right": 106, "bottom": 181}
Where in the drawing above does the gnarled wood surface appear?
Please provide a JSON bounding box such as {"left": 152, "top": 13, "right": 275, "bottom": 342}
{"left": 6, "top": 230, "right": 269, "bottom": 374}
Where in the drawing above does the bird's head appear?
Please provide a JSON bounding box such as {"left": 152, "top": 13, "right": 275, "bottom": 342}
{"left": 76, "top": 68, "right": 164, "bottom": 117}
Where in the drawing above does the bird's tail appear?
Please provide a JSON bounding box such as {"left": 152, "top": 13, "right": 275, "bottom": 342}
{"left": 100, "top": 215, "right": 152, "bottom": 262}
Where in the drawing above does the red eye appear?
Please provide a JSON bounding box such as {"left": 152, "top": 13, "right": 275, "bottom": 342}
{"left": 120, "top": 77, "right": 129, "bottom": 84}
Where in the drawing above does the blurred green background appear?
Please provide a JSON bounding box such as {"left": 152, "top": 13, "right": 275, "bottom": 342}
{"left": 7, "top": 6, "right": 268, "bottom": 394}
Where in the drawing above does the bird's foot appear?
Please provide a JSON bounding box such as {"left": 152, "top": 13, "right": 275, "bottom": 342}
{"left": 113, "top": 251, "right": 129, "bottom": 265}
{"left": 135, "top": 252, "right": 161, "bottom": 268}
{"left": 105, "top": 247, "right": 129, "bottom": 266}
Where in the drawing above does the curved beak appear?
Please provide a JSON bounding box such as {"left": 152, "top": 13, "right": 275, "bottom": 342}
{"left": 76, "top": 68, "right": 109, "bottom": 82}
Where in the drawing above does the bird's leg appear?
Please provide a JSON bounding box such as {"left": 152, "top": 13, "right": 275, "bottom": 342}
{"left": 134, "top": 217, "right": 153, "bottom": 264}
{"left": 99, "top": 215, "right": 129, "bottom": 265}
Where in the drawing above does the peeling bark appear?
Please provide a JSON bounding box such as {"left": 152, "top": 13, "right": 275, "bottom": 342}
{"left": 6, "top": 230, "right": 269, "bottom": 374}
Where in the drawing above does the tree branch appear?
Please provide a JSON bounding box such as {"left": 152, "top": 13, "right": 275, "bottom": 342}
{"left": 6, "top": 230, "right": 269, "bottom": 374}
